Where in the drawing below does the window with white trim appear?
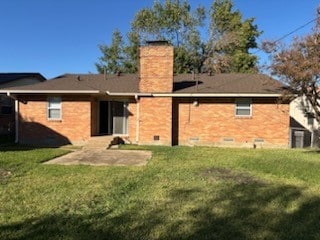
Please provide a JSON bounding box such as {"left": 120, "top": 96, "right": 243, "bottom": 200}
{"left": 47, "top": 97, "right": 61, "bottom": 120}
{"left": 235, "top": 99, "right": 252, "bottom": 116}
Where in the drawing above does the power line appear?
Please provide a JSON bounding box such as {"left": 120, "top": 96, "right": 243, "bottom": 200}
{"left": 253, "top": 17, "right": 318, "bottom": 54}
{"left": 273, "top": 18, "right": 317, "bottom": 43}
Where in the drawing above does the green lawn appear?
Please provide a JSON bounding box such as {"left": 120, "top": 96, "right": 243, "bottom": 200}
{"left": 1, "top": 145, "right": 320, "bottom": 240}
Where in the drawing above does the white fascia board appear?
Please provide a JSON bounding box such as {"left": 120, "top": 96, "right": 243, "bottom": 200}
{"left": 106, "top": 91, "right": 152, "bottom": 96}
{"left": 151, "top": 93, "right": 282, "bottom": 97}
{"left": 105, "top": 91, "right": 282, "bottom": 97}
{"left": 1, "top": 90, "right": 101, "bottom": 94}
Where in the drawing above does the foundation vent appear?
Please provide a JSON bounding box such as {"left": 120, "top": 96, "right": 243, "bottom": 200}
{"left": 189, "top": 137, "right": 199, "bottom": 142}
{"left": 223, "top": 138, "right": 234, "bottom": 142}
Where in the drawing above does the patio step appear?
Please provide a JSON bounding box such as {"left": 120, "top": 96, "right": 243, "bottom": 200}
{"left": 84, "top": 135, "right": 115, "bottom": 149}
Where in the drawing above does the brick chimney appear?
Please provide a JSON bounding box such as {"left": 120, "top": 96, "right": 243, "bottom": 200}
{"left": 139, "top": 41, "right": 174, "bottom": 93}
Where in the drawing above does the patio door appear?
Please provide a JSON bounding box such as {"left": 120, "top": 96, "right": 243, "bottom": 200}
{"left": 99, "top": 101, "right": 128, "bottom": 135}
{"left": 112, "top": 101, "right": 128, "bottom": 135}
{"left": 99, "top": 101, "right": 110, "bottom": 134}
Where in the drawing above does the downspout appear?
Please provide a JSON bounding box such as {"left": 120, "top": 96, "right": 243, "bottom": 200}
{"left": 135, "top": 94, "right": 140, "bottom": 144}
{"left": 7, "top": 92, "right": 19, "bottom": 143}
{"left": 310, "top": 119, "right": 315, "bottom": 148}
{"left": 15, "top": 99, "right": 19, "bottom": 144}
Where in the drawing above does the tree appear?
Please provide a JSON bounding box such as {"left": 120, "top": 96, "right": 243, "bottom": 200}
{"left": 131, "top": 0, "right": 205, "bottom": 46}
{"left": 96, "top": 29, "right": 125, "bottom": 74}
{"left": 131, "top": 0, "right": 206, "bottom": 73}
{"left": 263, "top": 11, "right": 320, "bottom": 124}
{"left": 206, "top": 0, "right": 261, "bottom": 73}
{"left": 96, "top": 0, "right": 261, "bottom": 75}
{"left": 96, "top": 0, "right": 206, "bottom": 74}
{"left": 96, "top": 30, "right": 140, "bottom": 74}
{"left": 122, "top": 31, "right": 140, "bottom": 73}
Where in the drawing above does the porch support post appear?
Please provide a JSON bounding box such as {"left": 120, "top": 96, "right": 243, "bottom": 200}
{"left": 135, "top": 94, "right": 140, "bottom": 144}
{"left": 15, "top": 99, "right": 19, "bottom": 143}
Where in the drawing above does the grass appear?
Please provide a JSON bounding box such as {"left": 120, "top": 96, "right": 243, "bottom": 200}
{"left": 1, "top": 145, "right": 320, "bottom": 239}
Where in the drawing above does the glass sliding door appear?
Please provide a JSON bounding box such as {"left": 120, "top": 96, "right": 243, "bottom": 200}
{"left": 112, "top": 101, "right": 128, "bottom": 135}
{"left": 99, "top": 101, "right": 110, "bottom": 134}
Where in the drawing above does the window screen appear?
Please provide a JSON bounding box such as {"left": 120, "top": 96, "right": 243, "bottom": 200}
{"left": 48, "top": 97, "right": 61, "bottom": 119}
{"left": 235, "top": 99, "right": 252, "bottom": 116}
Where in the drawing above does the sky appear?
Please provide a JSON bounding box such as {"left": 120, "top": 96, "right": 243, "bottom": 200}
{"left": 0, "top": 0, "right": 319, "bottom": 79}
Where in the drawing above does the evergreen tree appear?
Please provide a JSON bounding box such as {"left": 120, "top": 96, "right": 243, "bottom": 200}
{"left": 131, "top": 0, "right": 206, "bottom": 73}
{"left": 123, "top": 31, "right": 140, "bottom": 73}
{"left": 96, "top": 29, "right": 124, "bottom": 74}
{"left": 96, "top": 0, "right": 261, "bottom": 75}
{"left": 207, "top": 0, "right": 261, "bottom": 73}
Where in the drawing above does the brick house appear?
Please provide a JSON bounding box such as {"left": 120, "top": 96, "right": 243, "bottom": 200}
{"left": 0, "top": 42, "right": 290, "bottom": 148}
{"left": 0, "top": 73, "right": 46, "bottom": 136}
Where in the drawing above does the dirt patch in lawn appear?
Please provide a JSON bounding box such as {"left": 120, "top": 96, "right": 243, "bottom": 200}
{"left": 202, "top": 167, "right": 265, "bottom": 185}
{"left": 0, "top": 168, "right": 12, "bottom": 183}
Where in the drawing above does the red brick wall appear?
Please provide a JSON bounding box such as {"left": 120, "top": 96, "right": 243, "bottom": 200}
{"left": 90, "top": 99, "right": 100, "bottom": 136}
{"left": 139, "top": 45, "right": 174, "bottom": 93}
{"left": 175, "top": 98, "right": 289, "bottom": 148}
{"left": 127, "top": 101, "right": 137, "bottom": 143}
{"left": 139, "top": 97, "right": 172, "bottom": 145}
{"left": 18, "top": 96, "right": 92, "bottom": 145}
{"left": 16, "top": 95, "right": 289, "bottom": 148}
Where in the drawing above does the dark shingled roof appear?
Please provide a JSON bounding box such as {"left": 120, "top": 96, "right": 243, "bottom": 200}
{"left": 0, "top": 73, "right": 46, "bottom": 84}
{"left": 1, "top": 73, "right": 284, "bottom": 94}
{"left": 3, "top": 74, "right": 139, "bottom": 92}
{"left": 173, "top": 73, "right": 284, "bottom": 94}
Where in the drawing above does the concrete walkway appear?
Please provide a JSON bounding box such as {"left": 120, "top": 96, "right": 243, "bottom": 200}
{"left": 44, "top": 148, "right": 152, "bottom": 166}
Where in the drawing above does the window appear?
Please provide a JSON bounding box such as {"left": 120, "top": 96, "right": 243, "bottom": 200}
{"left": 47, "top": 97, "right": 61, "bottom": 120}
{"left": 235, "top": 99, "right": 252, "bottom": 116}
{"left": 307, "top": 115, "right": 314, "bottom": 125}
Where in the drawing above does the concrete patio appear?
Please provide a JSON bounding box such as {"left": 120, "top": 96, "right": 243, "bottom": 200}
{"left": 44, "top": 148, "right": 152, "bottom": 166}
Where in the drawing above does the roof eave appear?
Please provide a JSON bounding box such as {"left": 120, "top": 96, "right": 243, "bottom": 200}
{"left": 106, "top": 91, "right": 282, "bottom": 97}
{"left": 152, "top": 93, "right": 282, "bottom": 97}
{"left": 0, "top": 90, "right": 101, "bottom": 95}
{"left": 106, "top": 91, "right": 151, "bottom": 97}
{"left": 1, "top": 90, "right": 283, "bottom": 98}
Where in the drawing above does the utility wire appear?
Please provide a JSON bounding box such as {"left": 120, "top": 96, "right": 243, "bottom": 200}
{"left": 272, "top": 18, "right": 317, "bottom": 43}
{"left": 253, "top": 17, "right": 318, "bottom": 54}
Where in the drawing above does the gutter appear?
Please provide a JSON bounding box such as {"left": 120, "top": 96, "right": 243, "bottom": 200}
{"left": 106, "top": 91, "right": 152, "bottom": 97}
{"left": 106, "top": 91, "right": 282, "bottom": 98}
{"left": 0, "top": 89, "right": 283, "bottom": 98}
{"left": 0, "top": 90, "right": 101, "bottom": 94}
{"left": 152, "top": 93, "right": 282, "bottom": 97}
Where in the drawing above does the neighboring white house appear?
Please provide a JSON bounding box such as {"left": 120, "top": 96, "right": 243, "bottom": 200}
{"left": 290, "top": 96, "right": 319, "bottom": 148}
